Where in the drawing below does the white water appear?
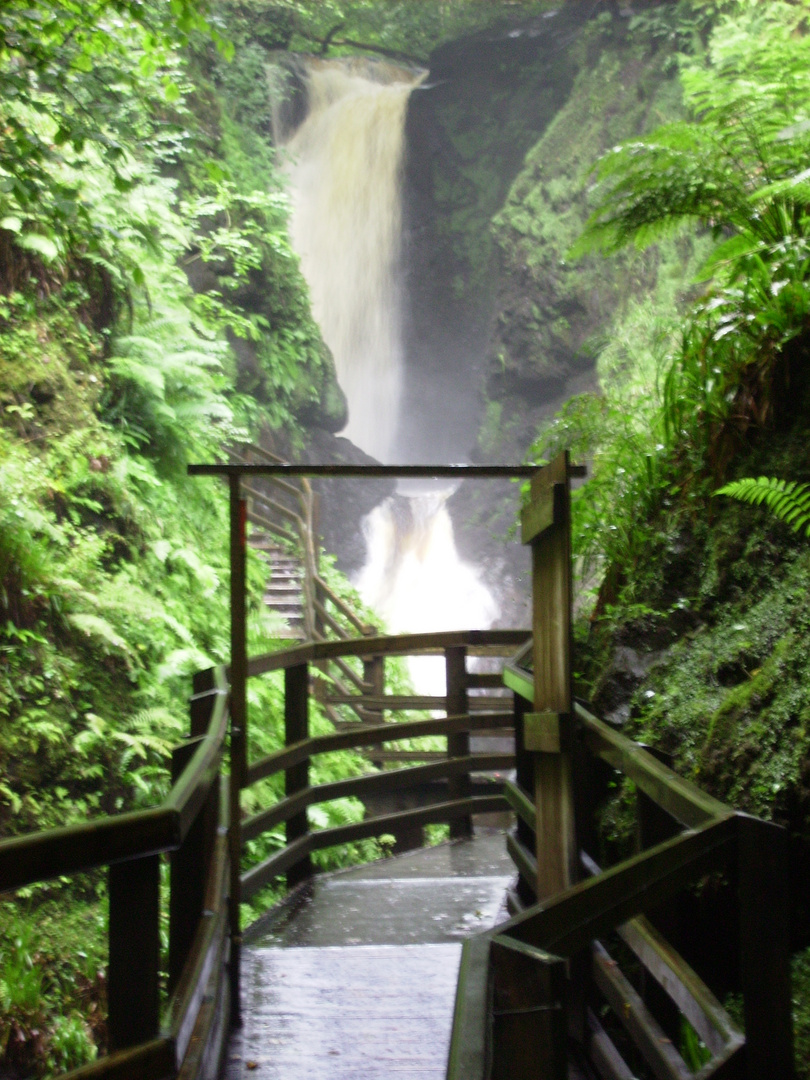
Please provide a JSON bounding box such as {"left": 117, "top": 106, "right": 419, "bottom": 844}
{"left": 355, "top": 488, "right": 499, "bottom": 692}
{"left": 283, "top": 59, "right": 417, "bottom": 463}
{"left": 279, "top": 59, "right": 499, "bottom": 678}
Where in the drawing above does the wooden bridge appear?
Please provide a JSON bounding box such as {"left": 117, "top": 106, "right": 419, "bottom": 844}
{"left": 0, "top": 455, "right": 796, "bottom": 1080}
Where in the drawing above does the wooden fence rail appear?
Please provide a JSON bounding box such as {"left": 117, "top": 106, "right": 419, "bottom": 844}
{"left": 447, "top": 653, "right": 795, "bottom": 1080}
{"left": 0, "top": 669, "right": 232, "bottom": 1080}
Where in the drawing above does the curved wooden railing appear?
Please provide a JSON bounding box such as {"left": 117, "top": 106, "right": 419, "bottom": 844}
{"left": 448, "top": 660, "right": 795, "bottom": 1080}
{"left": 0, "top": 669, "right": 232, "bottom": 1080}
{"left": 222, "top": 629, "right": 528, "bottom": 922}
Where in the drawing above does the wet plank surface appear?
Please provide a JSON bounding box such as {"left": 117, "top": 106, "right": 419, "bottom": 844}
{"left": 234, "top": 944, "right": 461, "bottom": 1079}
{"left": 227, "top": 833, "right": 514, "bottom": 1080}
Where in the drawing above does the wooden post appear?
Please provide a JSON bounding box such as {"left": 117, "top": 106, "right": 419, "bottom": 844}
{"left": 491, "top": 935, "right": 567, "bottom": 1080}
{"left": 108, "top": 854, "right": 160, "bottom": 1050}
{"left": 446, "top": 645, "right": 472, "bottom": 839}
{"left": 228, "top": 474, "right": 247, "bottom": 1025}
{"left": 521, "top": 452, "right": 576, "bottom": 900}
{"left": 363, "top": 654, "right": 384, "bottom": 725}
{"left": 738, "top": 814, "right": 795, "bottom": 1080}
{"left": 513, "top": 692, "right": 536, "bottom": 906}
{"left": 168, "top": 736, "right": 218, "bottom": 995}
{"left": 285, "top": 662, "right": 313, "bottom": 887}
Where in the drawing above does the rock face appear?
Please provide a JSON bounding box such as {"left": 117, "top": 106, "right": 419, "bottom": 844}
{"left": 400, "top": 5, "right": 587, "bottom": 464}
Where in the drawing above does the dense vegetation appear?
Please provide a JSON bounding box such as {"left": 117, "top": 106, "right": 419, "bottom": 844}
{"left": 4, "top": 0, "right": 810, "bottom": 1074}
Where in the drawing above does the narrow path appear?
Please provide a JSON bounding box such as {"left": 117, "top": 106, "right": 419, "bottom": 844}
{"left": 226, "top": 832, "right": 513, "bottom": 1080}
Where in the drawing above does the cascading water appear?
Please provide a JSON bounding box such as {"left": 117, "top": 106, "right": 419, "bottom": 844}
{"left": 278, "top": 58, "right": 498, "bottom": 672}
{"left": 283, "top": 59, "right": 415, "bottom": 463}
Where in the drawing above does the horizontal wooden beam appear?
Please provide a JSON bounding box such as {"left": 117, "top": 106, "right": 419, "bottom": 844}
{"left": 246, "top": 629, "right": 530, "bottom": 677}
{"left": 501, "top": 815, "right": 737, "bottom": 957}
{"left": 241, "top": 794, "right": 509, "bottom": 900}
{"left": 190, "top": 463, "right": 541, "bottom": 478}
{"left": 56, "top": 1038, "right": 175, "bottom": 1080}
{"left": 245, "top": 711, "right": 514, "bottom": 788}
{"left": 242, "top": 754, "right": 514, "bottom": 843}
{"left": 574, "top": 702, "right": 730, "bottom": 828}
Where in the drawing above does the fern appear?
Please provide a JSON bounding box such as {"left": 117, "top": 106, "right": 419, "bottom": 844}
{"left": 715, "top": 476, "right": 810, "bottom": 538}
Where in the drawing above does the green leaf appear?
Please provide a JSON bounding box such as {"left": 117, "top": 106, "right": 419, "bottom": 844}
{"left": 16, "top": 232, "right": 59, "bottom": 260}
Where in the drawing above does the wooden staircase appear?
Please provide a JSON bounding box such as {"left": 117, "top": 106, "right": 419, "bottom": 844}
{"left": 253, "top": 540, "right": 305, "bottom": 640}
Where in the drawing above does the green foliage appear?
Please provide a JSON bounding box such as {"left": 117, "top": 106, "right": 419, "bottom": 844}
{"left": 716, "top": 476, "right": 810, "bottom": 539}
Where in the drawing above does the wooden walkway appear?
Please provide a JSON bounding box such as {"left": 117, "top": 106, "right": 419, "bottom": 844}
{"left": 226, "top": 833, "right": 514, "bottom": 1080}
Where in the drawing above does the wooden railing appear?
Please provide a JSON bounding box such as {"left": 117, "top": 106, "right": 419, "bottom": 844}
{"left": 0, "top": 669, "right": 232, "bottom": 1080}
{"left": 223, "top": 628, "right": 527, "bottom": 911}
{"left": 447, "top": 660, "right": 795, "bottom": 1080}
{"left": 233, "top": 443, "right": 375, "bottom": 645}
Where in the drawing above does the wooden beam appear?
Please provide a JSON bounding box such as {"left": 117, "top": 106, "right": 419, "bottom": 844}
{"left": 526, "top": 452, "right": 576, "bottom": 900}
{"left": 108, "top": 855, "right": 160, "bottom": 1051}
{"left": 491, "top": 935, "right": 567, "bottom": 1080}
{"left": 501, "top": 815, "right": 737, "bottom": 958}
{"left": 284, "top": 663, "right": 312, "bottom": 888}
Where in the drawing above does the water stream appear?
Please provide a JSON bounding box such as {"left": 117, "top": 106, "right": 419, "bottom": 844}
{"left": 279, "top": 59, "right": 498, "bottom": 670}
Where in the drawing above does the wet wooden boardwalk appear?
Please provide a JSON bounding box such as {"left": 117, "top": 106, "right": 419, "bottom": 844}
{"left": 226, "top": 832, "right": 513, "bottom": 1080}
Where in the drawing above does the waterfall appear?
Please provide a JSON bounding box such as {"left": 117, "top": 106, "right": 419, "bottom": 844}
{"left": 282, "top": 59, "right": 419, "bottom": 463}
{"left": 279, "top": 58, "right": 499, "bottom": 672}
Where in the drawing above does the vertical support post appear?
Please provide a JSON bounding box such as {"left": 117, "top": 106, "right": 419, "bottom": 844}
{"left": 108, "top": 854, "right": 160, "bottom": 1051}
{"left": 228, "top": 473, "right": 247, "bottom": 1025}
{"left": 521, "top": 452, "right": 576, "bottom": 900}
{"left": 446, "top": 645, "right": 471, "bottom": 839}
{"left": 738, "top": 815, "right": 795, "bottom": 1080}
{"left": 285, "top": 662, "right": 313, "bottom": 887}
{"left": 168, "top": 736, "right": 218, "bottom": 995}
{"left": 513, "top": 692, "right": 536, "bottom": 906}
{"left": 491, "top": 936, "right": 567, "bottom": 1080}
{"left": 363, "top": 654, "right": 384, "bottom": 725}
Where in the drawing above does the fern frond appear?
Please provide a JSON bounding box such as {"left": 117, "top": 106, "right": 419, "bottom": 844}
{"left": 714, "top": 476, "right": 810, "bottom": 537}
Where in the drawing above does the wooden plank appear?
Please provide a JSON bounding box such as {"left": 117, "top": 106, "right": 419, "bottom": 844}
{"left": 506, "top": 831, "right": 538, "bottom": 890}
{"left": 169, "top": 739, "right": 211, "bottom": 995}
{"left": 0, "top": 806, "right": 175, "bottom": 894}
{"left": 575, "top": 702, "right": 730, "bottom": 828}
{"left": 241, "top": 796, "right": 509, "bottom": 900}
{"left": 246, "top": 711, "right": 513, "bottom": 788}
{"left": 503, "top": 780, "right": 535, "bottom": 832}
{"left": 500, "top": 815, "right": 737, "bottom": 958}
{"left": 618, "top": 916, "right": 741, "bottom": 1059}
{"left": 587, "top": 1009, "right": 636, "bottom": 1080}
{"left": 502, "top": 662, "right": 533, "bottom": 702}
{"left": 524, "top": 712, "right": 562, "bottom": 753}
{"left": 446, "top": 935, "right": 492, "bottom": 1080}
{"left": 491, "top": 935, "right": 567, "bottom": 1080}
{"left": 190, "top": 463, "right": 540, "bottom": 478}
{"left": 242, "top": 756, "right": 514, "bottom": 843}
{"left": 240, "top": 943, "right": 461, "bottom": 1080}
{"left": 738, "top": 814, "right": 795, "bottom": 1080}
{"left": 447, "top": 646, "right": 472, "bottom": 840}
{"left": 593, "top": 941, "right": 692, "bottom": 1080}
{"left": 246, "top": 629, "right": 530, "bottom": 678}
{"left": 527, "top": 452, "right": 576, "bottom": 900}
{"left": 285, "top": 663, "right": 312, "bottom": 888}
{"left": 59, "top": 1038, "right": 175, "bottom": 1080}
{"left": 520, "top": 482, "right": 563, "bottom": 545}
{"left": 108, "top": 854, "right": 161, "bottom": 1051}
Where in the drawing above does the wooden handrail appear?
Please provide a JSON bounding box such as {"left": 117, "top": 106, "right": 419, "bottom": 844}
{"left": 245, "top": 629, "right": 529, "bottom": 677}
{"left": 0, "top": 686, "right": 228, "bottom": 893}
{"left": 2, "top": 668, "right": 232, "bottom": 1080}
{"left": 246, "top": 710, "right": 513, "bottom": 787}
